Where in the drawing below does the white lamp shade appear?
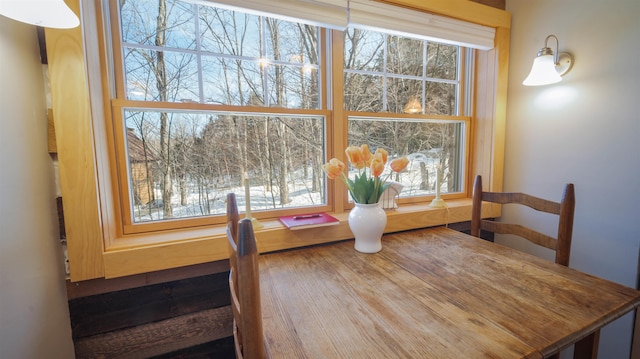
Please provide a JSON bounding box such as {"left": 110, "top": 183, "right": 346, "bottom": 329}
{"left": 0, "top": 0, "right": 79, "bottom": 29}
{"left": 522, "top": 54, "right": 562, "bottom": 86}
{"left": 403, "top": 97, "right": 422, "bottom": 114}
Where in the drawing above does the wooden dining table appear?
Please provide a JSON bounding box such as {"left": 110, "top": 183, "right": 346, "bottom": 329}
{"left": 258, "top": 226, "right": 640, "bottom": 358}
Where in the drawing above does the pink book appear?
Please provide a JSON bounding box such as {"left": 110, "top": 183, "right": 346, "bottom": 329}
{"left": 278, "top": 213, "right": 340, "bottom": 230}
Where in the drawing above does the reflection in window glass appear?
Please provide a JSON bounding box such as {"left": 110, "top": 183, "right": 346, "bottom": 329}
{"left": 386, "top": 77, "right": 421, "bottom": 113}
{"left": 124, "top": 110, "right": 326, "bottom": 223}
{"left": 348, "top": 117, "right": 464, "bottom": 197}
{"left": 344, "top": 28, "right": 459, "bottom": 115}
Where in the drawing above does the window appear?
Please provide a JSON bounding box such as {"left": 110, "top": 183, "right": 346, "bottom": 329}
{"left": 51, "top": 0, "right": 509, "bottom": 280}
{"left": 113, "top": 0, "right": 331, "bottom": 232}
{"left": 109, "top": 0, "right": 470, "bottom": 233}
{"left": 348, "top": 117, "right": 467, "bottom": 199}
{"left": 344, "top": 29, "right": 461, "bottom": 115}
{"left": 344, "top": 28, "right": 468, "bottom": 203}
{"left": 123, "top": 110, "right": 326, "bottom": 224}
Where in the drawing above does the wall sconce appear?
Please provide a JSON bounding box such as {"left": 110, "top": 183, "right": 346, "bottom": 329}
{"left": 523, "top": 34, "right": 573, "bottom": 86}
{"left": 403, "top": 96, "right": 422, "bottom": 114}
{"left": 0, "top": 0, "right": 79, "bottom": 29}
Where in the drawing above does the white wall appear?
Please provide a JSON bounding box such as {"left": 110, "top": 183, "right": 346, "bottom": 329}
{"left": 0, "top": 18, "right": 75, "bottom": 359}
{"left": 504, "top": 0, "right": 639, "bottom": 357}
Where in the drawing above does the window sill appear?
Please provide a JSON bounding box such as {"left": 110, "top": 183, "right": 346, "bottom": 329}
{"left": 101, "top": 198, "right": 500, "bottom": 279}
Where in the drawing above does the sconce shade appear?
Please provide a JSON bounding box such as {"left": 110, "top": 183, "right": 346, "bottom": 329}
{"left": 523, "top": 54, "right": 562, "bottom": 86}
{"left": 522, "top": 34, "right": 573, "bottom": 87}
{"left": 403, "top": 97, "right": 422, "bottom": 114}
{"left": 0, "top": 0, "right": 79, "bottom": 29}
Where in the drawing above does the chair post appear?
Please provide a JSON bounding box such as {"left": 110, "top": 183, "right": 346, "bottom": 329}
{"left": 470, "top": 175, "right": 483, "bottom": 237}
{"left": 236, "top": 218, "right": 266, "bottom": 359}
{"left": 555, "top": 183, "right": 575, "bottom": 266}
{"left": 227, "top": 192, "right": 239, "bottom": 242}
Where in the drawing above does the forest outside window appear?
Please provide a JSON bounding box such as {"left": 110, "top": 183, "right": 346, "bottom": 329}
{"left": 123, "top": 110, "right": 326, "bottom": 224}
{"left": 113, "top": 0, "right": 329, "bottom": 233}
{"left": 108, "top": 0, "right": 469, "bottom": 234}
{"left": 344, "top": 28, "right": 468, "bottom": 204}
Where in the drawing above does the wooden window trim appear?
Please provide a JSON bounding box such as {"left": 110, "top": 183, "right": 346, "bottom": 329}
{"left": 47, "top": 0, "right": 511, "bottom": 281}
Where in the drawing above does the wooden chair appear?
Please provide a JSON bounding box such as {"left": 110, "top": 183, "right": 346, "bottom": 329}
{"left": 471, "top": 175, "right": 575, "bottom": 266}
{"left": 471, "top": 175, "right": 591, "bottom": 359}
{"left": 226, "top": 193, "right": 267, "bottom": 359}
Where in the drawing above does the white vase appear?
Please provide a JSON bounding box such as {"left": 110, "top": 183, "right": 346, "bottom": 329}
{"left": 348, "top": 202, "right": 387, "bottom": 253}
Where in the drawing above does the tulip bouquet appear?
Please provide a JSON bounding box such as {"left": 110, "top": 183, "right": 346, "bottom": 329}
{"left": 322, "top": 144, "right": 409, "bottom": 204}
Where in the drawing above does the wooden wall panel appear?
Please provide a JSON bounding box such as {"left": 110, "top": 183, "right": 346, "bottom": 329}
{"left": 45, "top": 0, "right": 104, "bottom": 281}
{"left": 69, "top": 273, "right": 234, "bottom": 358}
{"left": 471, "top": 26, "right": 510, "bottom": 195}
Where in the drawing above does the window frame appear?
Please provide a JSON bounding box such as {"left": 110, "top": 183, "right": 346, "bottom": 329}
{"left": 108, "top": 2, "right": 335, "bottom": 234}
{"left": 109, "top": 1, "right": 469, "bottom": 235}
{"left": 47, "top": 0, "right": 511, "bottom": 281}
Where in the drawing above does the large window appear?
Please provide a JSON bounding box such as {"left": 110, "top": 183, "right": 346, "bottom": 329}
{"left": 52, "top": 0, "right": 509, "bottom": 280}
{"left": 344, "top": 28, "right": 468, "bottom": 203}
{"left": 110, "top": 0, "right": 469, "bottom": 233}
{"left": 113, "top": 0, "right": 329, "bottom": 232}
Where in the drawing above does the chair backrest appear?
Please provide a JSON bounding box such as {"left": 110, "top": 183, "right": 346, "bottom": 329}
{"left": 226, "top": 193, "right": 266, "bottom": 359}
{"left": 470, "top": 175, "right": 575, "bottom": 266}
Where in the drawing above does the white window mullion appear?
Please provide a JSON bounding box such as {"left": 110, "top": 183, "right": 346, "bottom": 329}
{"left": 192, "top": 4, "right": 205, "bottom": 103}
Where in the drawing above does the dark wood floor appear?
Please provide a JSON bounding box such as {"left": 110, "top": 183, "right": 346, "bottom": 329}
{"left": 68, "top": 272, "right": 235, "bottom": 358}
{"left": 149, "top": 337, "right": 235, "bottom": 358}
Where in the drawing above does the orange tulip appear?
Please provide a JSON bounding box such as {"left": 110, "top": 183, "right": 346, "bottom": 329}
{"left": 370, "top": 153, "right": 385, "bottom": 177}
{"left": 374, "top": 148, "right": 388, "bottom": 165}
{"left": 345, "top": 146, "right": 365, "bottom": 169}
{"left": 360, "top": 144, "right": 373, "bottom": 167}
{"left": 390, "top": 157, "right": 409, "bottom": 173}
{"left": 330, "top": 158, "right": 345, "bottom": 172}
{"left": 322, "top": 158, "right": 345, "bottom": 180}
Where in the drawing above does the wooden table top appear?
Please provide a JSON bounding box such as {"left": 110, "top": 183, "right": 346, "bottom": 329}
{"left": 259, "top": 226, "right": 640, "bottom": 358}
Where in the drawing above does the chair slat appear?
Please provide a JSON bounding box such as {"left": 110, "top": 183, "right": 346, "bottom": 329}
{"left": 482, "top": 191, "right": 562, "bottom": 214}
{"left": 480, "top": 220, "right": 557, "bottom": 250}
{"left": 471, "top": 175, "right": 575, "bottom": 267}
